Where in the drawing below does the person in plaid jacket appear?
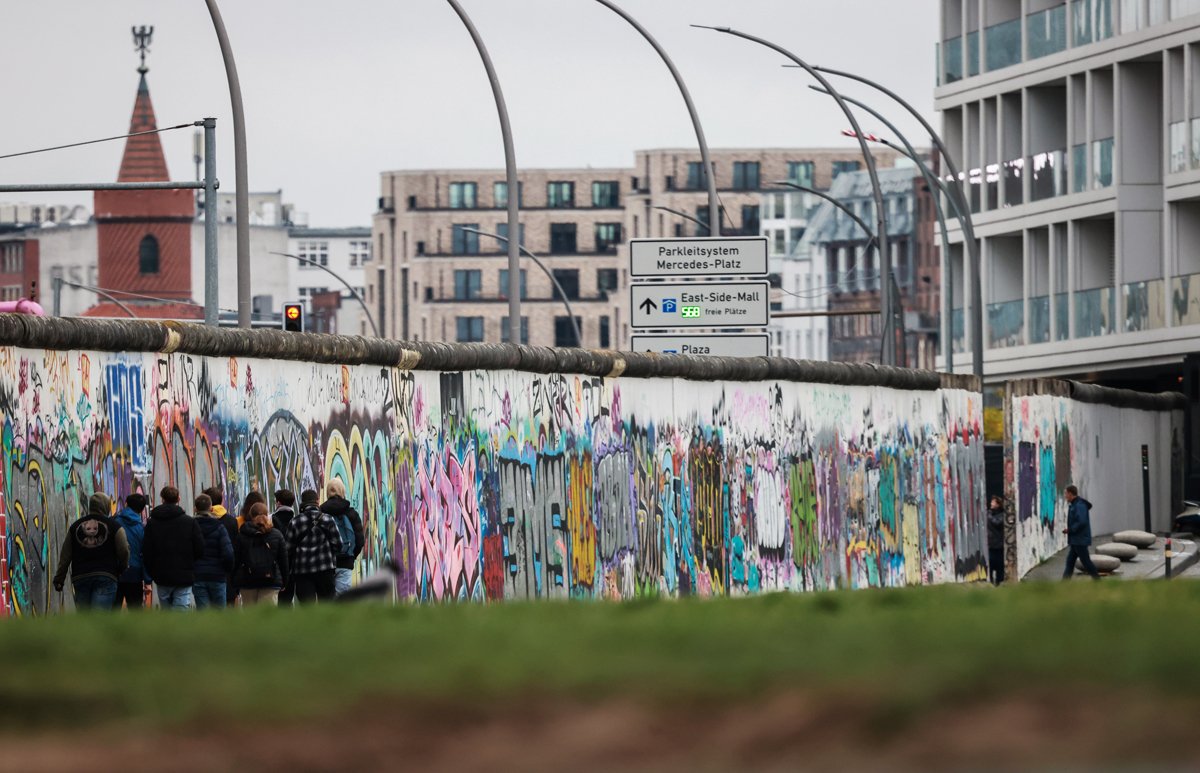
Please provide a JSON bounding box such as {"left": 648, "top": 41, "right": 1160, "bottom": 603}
{"left": 284, "top": 489, "right": 342, "bottom": 602}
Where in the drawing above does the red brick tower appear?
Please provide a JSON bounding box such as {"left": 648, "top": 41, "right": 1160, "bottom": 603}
{"left": 90, "top": 39, "right": 197, "bottom": 318}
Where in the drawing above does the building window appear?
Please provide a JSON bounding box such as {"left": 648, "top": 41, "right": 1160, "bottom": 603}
{"left": 787, "top": 161, "right": 815, "bottom": 187}
{"left": 348, "top": 240, "right": 371, "bottom": 267}
{"left": 449, "top": 182, "right": 477, "bottom": 209}
{"left": 772, "top": 229, "right": 786, "bottom": 255}
{"left": 597, "top": 268, "right": 618, "bottom": 297}
{"left": 493, "top": 181, "right": 523, "bottom": 208}
{"left": 547, "top": 181, "right": 575, "bottom": 208}
{"left": 138, "top": 234, "right": 160, "bottom": 274}
{"left": 495, "top": 222, "right": 525, "bottom": 248}
{"left": 554, "top": 315, "right": 582, "bottom": 347}
{"left": 695, "top": 206, "right": 712, "bottom": 237}
{"left": 686, "top": 161, "right": 709, "bottom": 190}
{"left": 733, "top": 161, "right": 760, "bottom": 190}
{"left": 551, "top": 268, "right": 580, "bottom": 300}
{"left": 498, "top": 268, "right": 528, "bottom": 300}
{"left": 297, "top": 240, "right": 329, "bottom": 267}
{"left": 454, "top": 269, "right": 482, "bottom": 300}
{"left": 599, "top": 315, "right": 611, "bottom": 348}
{"left": 592, "top": 181, "right": 620, "bottom": 208}
{"left": 298, "top": 286, "right": 329, "bottom": 299}
{"left": 456, "top": 316, "right": 484, "bottom": 343}
{"left": 550, "top": 222, "right": 577, "bottom": 254}
{"left": 833, "top": 160, "right": 861, "bottom": 179}
{"left": 451, "top": 224, "right": 480, "bottom": 254}
{"left": 741, "top": 205, "right": 761, "bottom": 236}
{"left": 500, "top": 316, "right": 530, "bottom": 345}
{"left": 594, "top": 222, "right": 622, "bottom": 253}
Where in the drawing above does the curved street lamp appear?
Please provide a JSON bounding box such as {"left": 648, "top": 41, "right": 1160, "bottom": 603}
{"left": 594, "top": 0, "right": 719, "bottom": 234}
{"left": 459, "top": 228, "right": 583, "bottom": 347}
{"left": 694, "top": 25, "right": 897, "bottom": 366}
{"left": 271, "top": 252, "right": 379, "bottom": 337}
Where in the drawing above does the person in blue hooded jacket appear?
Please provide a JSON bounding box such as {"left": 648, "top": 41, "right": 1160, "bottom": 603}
{"left": 1062, "top": 485, "right": 1101, "bottom": 580}
{"left": 113, "top": 493, "right": 150, "bottom": 609}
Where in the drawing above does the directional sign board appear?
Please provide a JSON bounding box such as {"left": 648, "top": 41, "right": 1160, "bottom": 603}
{"left": 629, "top": 236, "right": 768, "bottom": 278}
{"left": 631, "top": 281, "right": 770, "bottom": 329}
{"left": 632, "top": 334, "right": 769, "bottom": 357}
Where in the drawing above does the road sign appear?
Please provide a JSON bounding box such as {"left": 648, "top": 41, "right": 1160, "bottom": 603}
{"left": 631, "top": 281, "right": 770, "bottom": 329}
{"left": 629, "top": 236, "right": 768, "bottom": 278}
{"left": 632, "top": 334, "right": 769, "bottom": 357}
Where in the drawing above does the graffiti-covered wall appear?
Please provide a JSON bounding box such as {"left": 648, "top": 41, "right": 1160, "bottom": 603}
{"left": 1006, "top": 382, "right": 1184, "bottom": 577}
{"left": 0, "top": 344, "right": 985, "bottom": 615}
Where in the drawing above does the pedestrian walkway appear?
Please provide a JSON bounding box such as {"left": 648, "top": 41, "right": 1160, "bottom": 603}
{"left": 1023, "top": 534, "right": 1199, "bottom": 581}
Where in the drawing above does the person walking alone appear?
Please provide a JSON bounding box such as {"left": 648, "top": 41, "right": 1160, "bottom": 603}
{"left": 193, "top": 494, "right": 235, "bottom": 609}
{"left": 235, "top": 502, "right": 289, "bottom": 606}
{"left": 285, "top": 489, "right": 341, "bottom": 602}
{"left": 987, "top": 495, "right": 1005, "bottom": 586}
{"left": 1062, "top": 485, "right": 1101, "bottom": 580}
{"left": 321, "top": 479, "right": 364, "bottom": 596}
{"left": 113, "top": 493, "right": 150, "bottom": 609}
{"left": 52, "top": 492, "right": 129, "bottom": 610}
{"left": 143, "top": 486, "right": 205, "bottom": 609}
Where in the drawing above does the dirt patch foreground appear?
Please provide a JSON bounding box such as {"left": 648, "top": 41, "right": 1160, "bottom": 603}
{"left": 2, "top": 689, "right": 1196, "bottom": 772}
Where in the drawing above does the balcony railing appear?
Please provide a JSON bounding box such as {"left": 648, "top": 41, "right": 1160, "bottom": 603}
{"left": 985, "top": 18, "right": 1022, "bottom": 72}
{"left": 1030, "top": 295, "right": 1051, "bottom": 344}
{"left": 987, "top": 299, "right": 1024, "bottom": 349}
{"left": 1055, "top": 292, "right": 1069, "bottom": 341}
{"left": 1031, "top": 149, "right": 1067, "bottom": 201}
{"left": 1124, "top": 279, "right": 1165, "bottom": 332}
{"left": 1171, "top": 121, "right": 1189, "bottom": 173}
{"left": 1028, "top": 5, "right": 1067, "bottom": 59}
{"left": 1172, "top": 272, "right": 1200, "bottom": 326}
{"left": 943, "top": 36, "right": 963, "bottom": 84}
{"left": 951, "top": 308, "right": 965, "bottom": 354}
{"left": 1003, "top": 157, "right": 1024, "bottom": 206}
{"left": 1093, "top": 138, "right": 1114, "bottom": 188}
{"left": 1071, "top": 144, "right": 1087, "bottom": 193}
{"left": 1075, "top": 287, "right": 1115, "bottom": 337}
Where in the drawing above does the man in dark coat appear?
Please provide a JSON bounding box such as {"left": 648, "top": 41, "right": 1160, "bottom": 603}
{"left": 285, "top": 489, "right": 342, "bottom": 602}
{"left": 52, "top": 492, "right": 130, "bottom": 610}
{"left": 193, "top": 493, "right": 235, "bottom": 609}
{"left": 987, "top": 495, "right": 1005, "bottom": 586}
{"left": 143, "top": 486, "right": 205, "bottom": 609}
{"left": 203, "top": 486, "right": 239, "bottom": 606}
{"left": 112, "top": 493, "right": 149, "bottom": 609}
{"left": 272, "top": 489, "right": 297, "bottom": 605}
{"left": 1063, "top": 485, "right": 1101, "bottom": 580}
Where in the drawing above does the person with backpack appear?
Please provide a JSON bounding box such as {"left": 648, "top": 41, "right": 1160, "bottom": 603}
{"left": 203, "top": 486, "right": 239, "bottom": 606}
{"left": 272, "top": 489, "right": 297, "bottom": 605}
{"left": 113, "top": 492, "right": 150, "bottom": 609}
{"left": 235, "top": 502, "right": 289, "bottom": 606}
{"left": 52, "top": 492, "right": 130, "bottom": 610}
{"left": 143, "top": 486, "right": 205, "bottom": 610}
{"left": 285, "top": 489, "right": 341, "bottom": 602}
{"left": 321, "top": 478, "right": 365, "bottom": 596}
{"left": 237, "top": 491, "right": 267, "bottom": 528}
{"left": 193, "top": 494, "right": 235, "bottom": 609}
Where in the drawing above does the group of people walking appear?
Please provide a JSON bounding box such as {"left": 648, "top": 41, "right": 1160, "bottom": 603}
{"left": 52, "top": 481, "right": 365, "bottom": 611}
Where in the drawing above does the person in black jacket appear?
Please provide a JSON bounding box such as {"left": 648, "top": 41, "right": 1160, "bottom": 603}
{"left": 142, "top": 486, "right": 205, "bottom": 610}
{"left": 52, "top": 492, "right": 130, "bottom": 610}
{"left": 193, "top": 494, "right": 234, "bottom": 609}
{"left": 203, "top": 486, "right": 240, "bottom": 606}
{"left": 272, "top": 489, "right": 297, "bottom": 605}
{"left": 235, "top": 502, "right": 290, "bottom": 606}
{"left": 987, "top": 496, "right": 1005, "bottom": 586}
{"left": 321, "top": 479, "right": 365, "bottom": 596}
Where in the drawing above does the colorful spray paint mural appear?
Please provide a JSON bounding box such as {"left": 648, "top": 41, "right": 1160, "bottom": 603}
{"left": 0, "top": 345, "right": 986, "bottom": 615}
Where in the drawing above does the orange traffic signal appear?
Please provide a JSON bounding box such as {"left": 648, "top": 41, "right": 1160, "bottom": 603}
{"left": 282, "top": 303, "right": 304, "bottom": 332}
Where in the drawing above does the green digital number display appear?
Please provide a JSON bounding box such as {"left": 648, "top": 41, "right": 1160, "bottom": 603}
{"left": 680, "top": 305, "right": 702, "bottom": 319}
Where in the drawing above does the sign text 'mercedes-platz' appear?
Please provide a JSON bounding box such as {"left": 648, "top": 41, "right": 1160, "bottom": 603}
{"left": 629, "top": 236, "right": 768, "bottom": 278}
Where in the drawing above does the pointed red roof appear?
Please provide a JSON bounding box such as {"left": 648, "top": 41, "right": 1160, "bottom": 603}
{"left": 117, "top": 74, "right": 170, "bottom": 182}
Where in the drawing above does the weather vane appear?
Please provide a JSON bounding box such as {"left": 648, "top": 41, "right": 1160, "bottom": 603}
{"left": 132, "top": 25, "right": 154, "bottom": 74}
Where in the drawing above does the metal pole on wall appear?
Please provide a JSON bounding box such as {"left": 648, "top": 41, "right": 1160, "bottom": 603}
{"left": 812, "top": 66, "right": 984, "bottom": 379}
{"left": 695, "top": 26, "right": 895, "bottom": 365}
{"left": 202, "top": 0, "right": 251, "bottom": 328}
{"left": 595, "top": 0, "right": 720, "bottom": 235}
{"left": 202, "top": 117, "right": 219, "bottom": 327}
{"left": 446, "top": 0, "right": 522, "bottom": 345}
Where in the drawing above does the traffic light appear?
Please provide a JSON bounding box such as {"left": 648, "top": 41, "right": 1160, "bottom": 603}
{"left": 282, "top": 303, "right": 304, "bottom": 333}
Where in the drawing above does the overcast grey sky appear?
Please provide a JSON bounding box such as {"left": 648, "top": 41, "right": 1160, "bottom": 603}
{"left": 1, "top": 1, "right": 938, "bottom": 226}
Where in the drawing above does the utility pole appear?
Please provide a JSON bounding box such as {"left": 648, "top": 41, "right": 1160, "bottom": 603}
{"left": 203, "top": 118, "right": 219, "bottom": 326}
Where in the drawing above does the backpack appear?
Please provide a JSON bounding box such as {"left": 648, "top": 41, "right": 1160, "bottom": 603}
{"left": 334, "top": 512, "right": 355, "bottom": 558}
{"left": 244, "top": 534, "right": 279, "bottom": 582}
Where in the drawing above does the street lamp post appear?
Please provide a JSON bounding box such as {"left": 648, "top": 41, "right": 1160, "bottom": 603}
{"left": 811, "top": 65, "right": 984, "bottom": 379}
{"left": 446, "top": 0, "right": 522, "bottom": 347}
{"left": 694, "top": 25, "right": 897, "bottom": 365}
{"left": 201, "top": 0, "right": 251, "bottom": 329}
{"left": 594, "top": 0, "right": 719, "bottom": 234}
{"left": 460, "top": 228, "right": 583, "bottom": 347}
{"left": 271, "top": 252, "right": 380, "bottom": 338}
{"left": 774, "top": 181, "right": 879, "bottom": 294}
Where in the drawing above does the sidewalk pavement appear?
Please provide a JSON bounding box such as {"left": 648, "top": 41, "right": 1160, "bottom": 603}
{"left": 1022, "top": 534, "right": 1200, "bottom": 582}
